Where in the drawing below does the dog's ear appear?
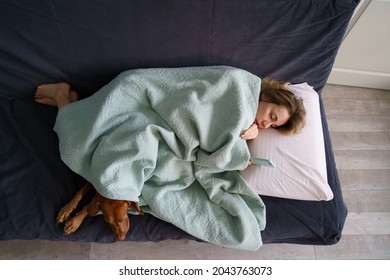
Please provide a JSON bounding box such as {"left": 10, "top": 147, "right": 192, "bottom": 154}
{"left": 92, "top": 194, "right": 102, "bottom": 212}
{"left": 96, "top": 200, "right": 101, "bottom": 211}
{"left": 129, "top": 201, "right": 144, "bottom": 216}
{"left": 86, "top": 194, "right": 102, "bottom": 216}
{"left": 95, "top": 195, "right": 101, "bottom": 206}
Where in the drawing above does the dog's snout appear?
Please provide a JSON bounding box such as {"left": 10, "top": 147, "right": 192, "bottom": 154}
{"left": 117, "top": 234, "right": 126, "bottom": 241}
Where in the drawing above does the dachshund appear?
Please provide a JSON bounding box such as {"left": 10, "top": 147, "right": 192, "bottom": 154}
{"left": 56, "top": 182, "right": 143, "bottom": 241}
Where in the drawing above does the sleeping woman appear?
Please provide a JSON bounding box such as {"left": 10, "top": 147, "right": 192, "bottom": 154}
{"left": 34, "top": 66, "right": 305, "bottom": 250}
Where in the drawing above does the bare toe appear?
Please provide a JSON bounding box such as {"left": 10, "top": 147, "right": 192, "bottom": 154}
{"left": 35, "top": 94, "right": 57, "bottom": 106}
{"left": 70, "top": 90, "right": 79, "bottom": 103}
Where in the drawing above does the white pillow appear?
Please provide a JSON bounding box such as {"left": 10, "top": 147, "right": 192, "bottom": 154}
{"left": 240, "top": 83, "right": 333, "bottom": 201}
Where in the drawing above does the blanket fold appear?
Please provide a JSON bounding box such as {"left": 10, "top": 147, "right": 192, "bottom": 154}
{"left": 54, "top": 66, "right": 266, "bottom": 250}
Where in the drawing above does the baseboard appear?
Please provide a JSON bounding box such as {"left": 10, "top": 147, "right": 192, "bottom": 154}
{"left": 328, "top": 67, "right": 390, "bottom": 90}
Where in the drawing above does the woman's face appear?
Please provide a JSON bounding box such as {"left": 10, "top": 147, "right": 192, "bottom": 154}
{"left": 255, "top": 101, "right": 290, "bottom": 129}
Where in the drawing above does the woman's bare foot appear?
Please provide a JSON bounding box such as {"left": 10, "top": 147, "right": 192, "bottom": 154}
{"left": 35, "top": 82, "right": 73, "bottom": 109}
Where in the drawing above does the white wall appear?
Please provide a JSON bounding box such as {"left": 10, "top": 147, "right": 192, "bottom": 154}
{"left": 328, "top": 0, "right": 390, "bottom": 90}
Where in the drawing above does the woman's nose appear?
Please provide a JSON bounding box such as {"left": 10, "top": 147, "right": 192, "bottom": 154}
{"left": 260, "top": 120, "right": 272, "bottom": 129}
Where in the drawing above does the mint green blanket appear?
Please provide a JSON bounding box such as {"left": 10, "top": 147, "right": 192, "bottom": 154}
{"left": 54, "top": 66, "right": 266, "bottom": 250}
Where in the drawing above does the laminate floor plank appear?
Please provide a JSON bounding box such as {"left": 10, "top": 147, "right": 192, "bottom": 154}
{"left": 327, "top": 115, "right": 390, "bottom": 132}
{"left": 322, "top": 84, "right": 390, "bottom": 99}
{"left": 334, "top": 150, "right": 390, "bottom": 170}
{"left": 330, "top": 132, "right": 390, "bottom": 151}
{"left": 343, "top": 190, "right": 390, "bottom": 212}
{"left": 314, "top": 235, "right": 390, "bottom": 260}
{"left": 377, "top": 99, "right": 390, "bottom": 114}
{"left": 0, "top": 240, "right": 90, "bottom": 260}
{"left": 338, "top": 170, "right": 390, "bottom": 191}
{"left": 342, "top": 212, "right": 390, "bottom": 235}
{"left": 89, "top": 239, "right": 316, "bottom": 260}
{"left": 323, "top": 99, "right": 381, "bottom": 115}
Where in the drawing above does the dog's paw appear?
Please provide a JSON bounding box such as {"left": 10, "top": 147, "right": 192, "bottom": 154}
{"left": 56, "top": 203, "right": 77, "bottom": 224}
{"left": 63, "top": 216, "right": 83, "bottom": 235}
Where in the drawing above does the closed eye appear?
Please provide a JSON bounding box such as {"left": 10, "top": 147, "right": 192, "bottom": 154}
{"left": 270, "top": 112, "right": 278, "bottom": 128}
{"left": 270, "top": 112, "right": 277, "bottom": 122}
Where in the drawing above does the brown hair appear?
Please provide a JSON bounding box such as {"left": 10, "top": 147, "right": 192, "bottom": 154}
{"left": 260, "top": 78, "right": 306, "bottom": 135}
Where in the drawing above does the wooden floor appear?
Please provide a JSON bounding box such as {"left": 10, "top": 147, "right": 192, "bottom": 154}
{"left": 0, "top": 84, "right": 389, "bottom": 260}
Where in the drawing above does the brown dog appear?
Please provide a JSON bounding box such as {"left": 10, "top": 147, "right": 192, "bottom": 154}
{"left": 56, "top": 182, "right": 143, "bottom": 241}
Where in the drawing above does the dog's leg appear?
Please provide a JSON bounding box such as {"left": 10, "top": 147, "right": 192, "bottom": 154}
{"left": 56, "top": 182, "right": 93, "bottom": 224}
{"left": 63, "top": 194, "right": 100, "bottom": 236}
{"left": 63, "top": 205, "right": 89, "bottom": 235}
{"left": 129, "top": 201, "right": 144, "bottom": 216}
